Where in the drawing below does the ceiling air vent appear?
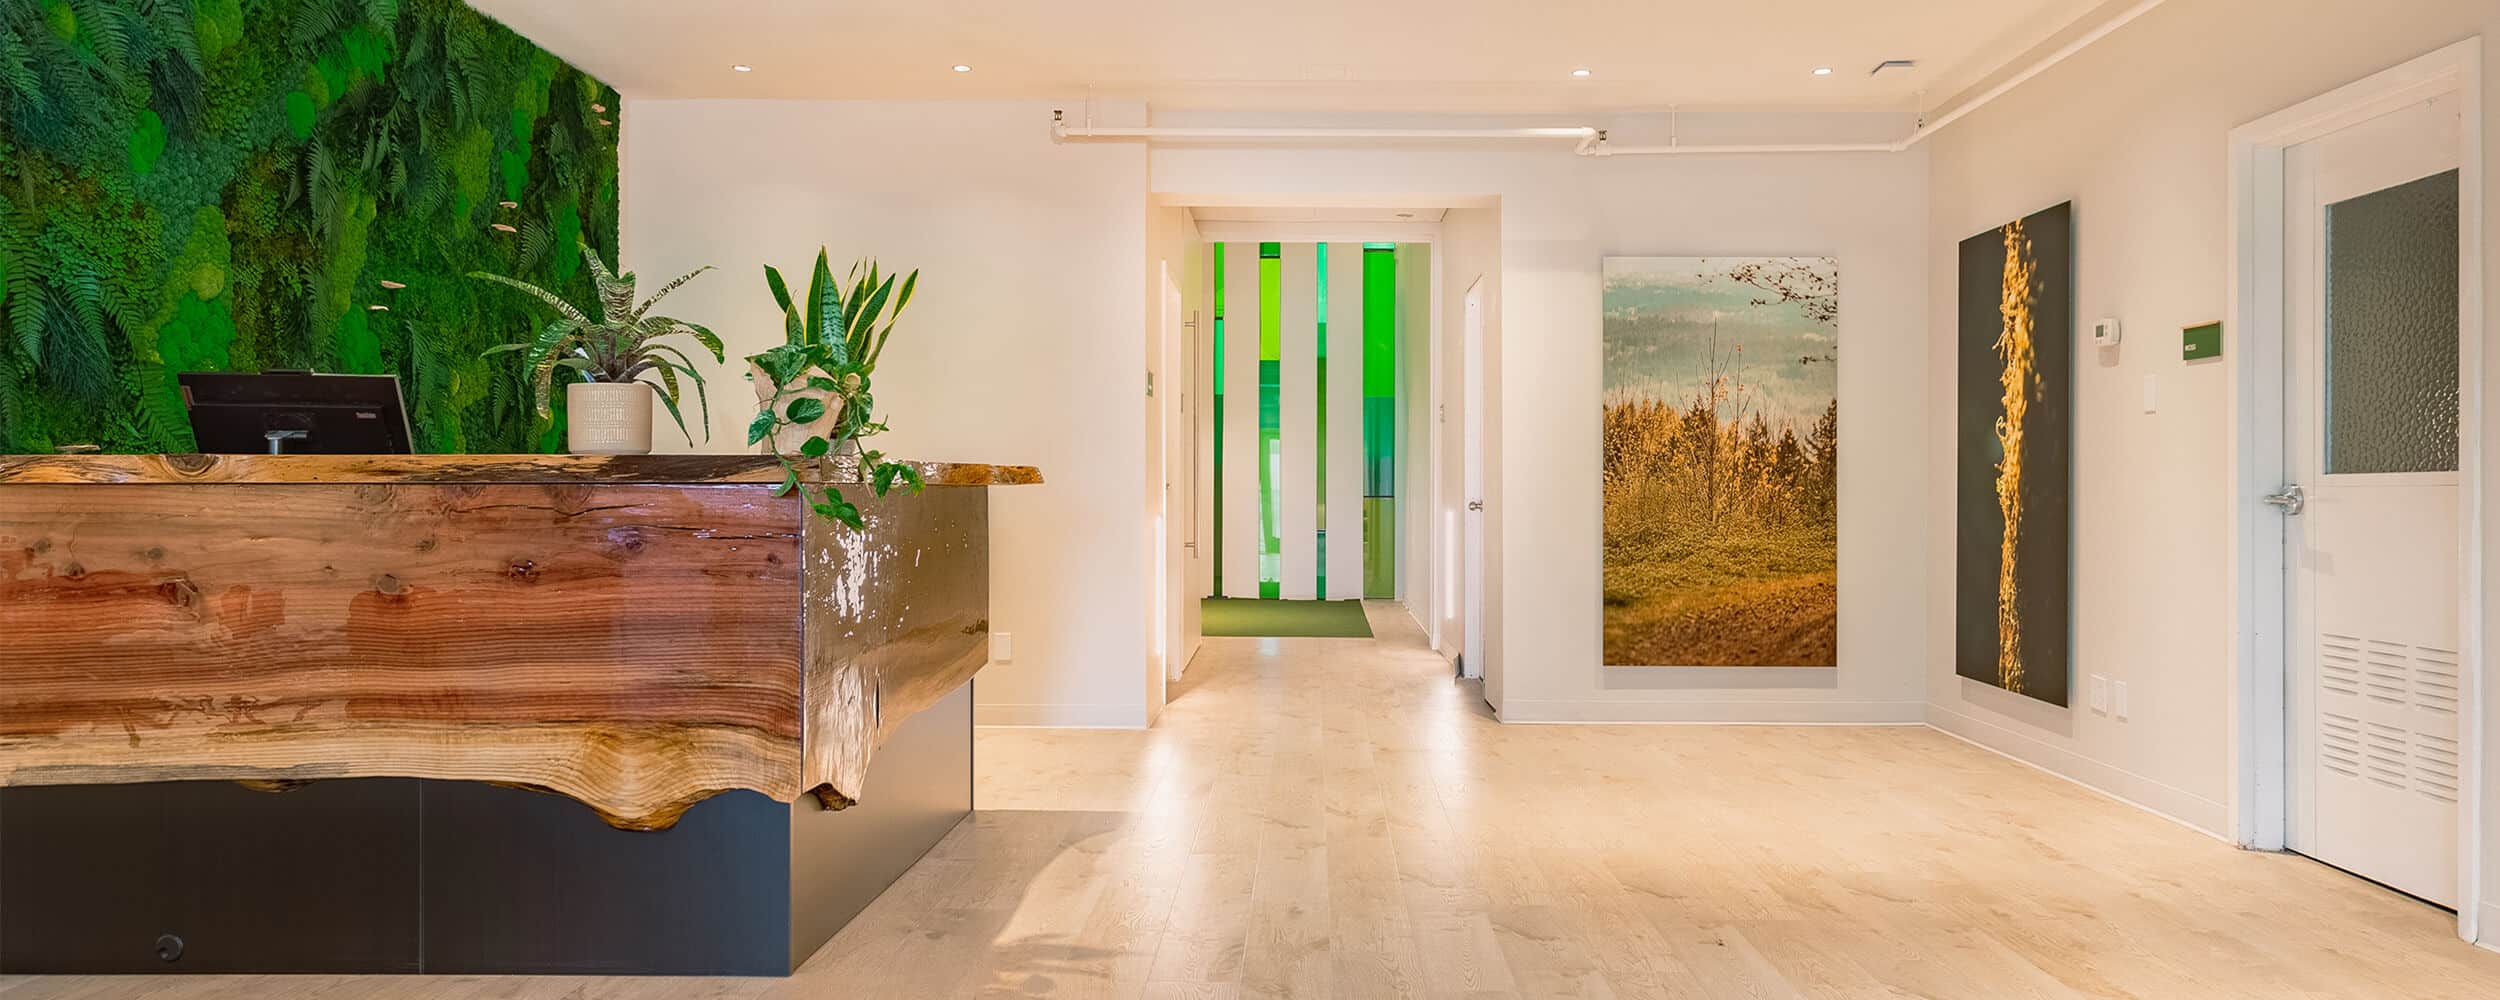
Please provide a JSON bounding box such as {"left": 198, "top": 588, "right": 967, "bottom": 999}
{"left": 1869, "top": 59, "right": 1918, "bottom": 76}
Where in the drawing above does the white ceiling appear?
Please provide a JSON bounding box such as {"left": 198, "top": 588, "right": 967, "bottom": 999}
{"left": 470, "top": 0, "right": 2119, "bottom": 113}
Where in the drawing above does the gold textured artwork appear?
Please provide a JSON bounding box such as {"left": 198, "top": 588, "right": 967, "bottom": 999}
{"left": 1993, "top": 221, "right": 2034, "bottom": 694}
{"left": 1956, "top": 204, "right": 2072, "bottom": 707}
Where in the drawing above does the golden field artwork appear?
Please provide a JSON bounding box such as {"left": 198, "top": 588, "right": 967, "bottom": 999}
{"left": 1601, "top": 257, "right": 1838, "bottom": 668}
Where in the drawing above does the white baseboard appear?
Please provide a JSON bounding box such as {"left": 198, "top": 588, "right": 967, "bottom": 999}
{"left": 1495, "top": 698, "right": 1927, "bottom": 724}
{"left": 974, "top": 702, "right": 1148, "bottom": 728}
{"left": 1925, "top": 701, "right": 2231, "bottom": 840}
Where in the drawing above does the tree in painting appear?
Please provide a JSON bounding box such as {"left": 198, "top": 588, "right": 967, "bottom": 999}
{"left": 1602, "top": 257, "right": 1839, "bottom": 667}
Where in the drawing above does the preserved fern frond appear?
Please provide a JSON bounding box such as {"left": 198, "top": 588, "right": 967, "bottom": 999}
{"left": 41, "top": 278, "right": 110, "bottom": 402}
{"left": 518, "top": 217, "right": 551, "bottom": 271}
{"left": 362, "top": 0, "right": 401, "bottom": 33}
{"left": 0, "top": 19, "right": 42, "bottom": 113}
{"left": 290, "top": 0, "right": 347, "bottom": 48}
{"left": 67, "top": 0, "right": 135, "bottom": 71}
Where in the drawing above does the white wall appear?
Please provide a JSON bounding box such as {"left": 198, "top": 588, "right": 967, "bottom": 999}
{"left": 1154, "top": 114, "right": 1934, "bottom": 723}
{"left": 1922, "top": 0, "right": 2498, "bottom": 863}
{"left": 621, "top": 99, "right": 1157, "bottom": 728}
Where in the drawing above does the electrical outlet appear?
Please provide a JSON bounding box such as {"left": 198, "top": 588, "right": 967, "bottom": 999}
{"left": 2089, "top": 675, "right": 2110, "bottom": 714}
{"left": 990, "top": 632, "right": 1013, "bottom": 664}
{"left": 2113, "top": 680, "right": 2130, "bottom": 721}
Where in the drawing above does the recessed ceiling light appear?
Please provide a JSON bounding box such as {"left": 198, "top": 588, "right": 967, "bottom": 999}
{"left": 1570, "top": 68, "right": 1593, "bottom": 78}
{"left": 732, "top": 64, "right": 753, "bottom": 73}
{"left": 952, "top": 64, "right": 972, "bottom": 73}
{"left": 1812, "top": 67, "right": 1833, "bottom": 76}
{"left": 1395, "top": 212, "right": 1415, "bottom": 219}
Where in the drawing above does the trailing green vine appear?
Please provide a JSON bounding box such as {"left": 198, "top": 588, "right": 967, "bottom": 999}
{"left": 0, "top": 0, "right": 619, "bottom": 454}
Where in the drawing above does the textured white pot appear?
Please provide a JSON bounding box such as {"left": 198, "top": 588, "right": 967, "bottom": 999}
{"left": 566, "top": 381, "right": 655, "bottom": 455}
{"left": 750, "top": 361, "right": 846, "bottom": 457}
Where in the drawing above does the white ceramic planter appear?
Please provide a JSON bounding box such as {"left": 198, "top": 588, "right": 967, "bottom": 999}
{"left": 749, "top": 361, "right": 846, "bottom": 456}
{"left": 566, "top": 381, "right": 655, "bottom": 455}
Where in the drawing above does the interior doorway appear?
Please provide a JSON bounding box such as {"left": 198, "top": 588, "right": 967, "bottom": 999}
{"left": 1192, "top": 224, "right": 1435, "bottom": 639}
{"left": 2231, "top": 39, "right": 2485, "bottom": 939}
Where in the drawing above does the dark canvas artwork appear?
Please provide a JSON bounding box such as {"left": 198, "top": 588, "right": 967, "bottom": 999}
{"left": 1955, "top": 202, "right": 2073, "bottom": 707}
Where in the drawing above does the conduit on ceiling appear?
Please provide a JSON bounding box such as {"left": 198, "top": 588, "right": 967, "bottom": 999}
{"left": 1052, "top": 0, "right": 2165, "bottom": 157}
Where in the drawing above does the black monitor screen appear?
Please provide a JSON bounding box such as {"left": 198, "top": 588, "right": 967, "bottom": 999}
{"left": 178, "top": 372, "right": 415, "bottom": 455}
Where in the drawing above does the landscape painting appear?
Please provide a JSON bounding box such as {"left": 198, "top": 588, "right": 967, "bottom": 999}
{"left": 1601, "top": 257, "right": 1839, "bottom": 668}
{"left": 1954, "top": 202, "right": 2074, "bottom": 707}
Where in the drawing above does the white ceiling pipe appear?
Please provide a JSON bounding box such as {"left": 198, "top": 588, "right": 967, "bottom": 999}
{"left": 1050, "top": 0, "right": 2165, "bottom": 159}
{"left": 1892, "top": 0, "right": 2167, "bottom": 148}
{"left": 1052, "top": 111, "right": 1599, "bottom": 148}
{"left": 1585, "top": 139, "right": 1899, "bottom": 156}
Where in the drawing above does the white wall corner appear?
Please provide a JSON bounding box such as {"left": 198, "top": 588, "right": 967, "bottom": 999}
{"left": 1927, "top": 701, "right": 2233, "bottom": 840}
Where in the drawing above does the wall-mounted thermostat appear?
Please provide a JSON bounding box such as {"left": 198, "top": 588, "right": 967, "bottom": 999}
{"left": 2091, "top": 318, "right": 2122, "bottom": 346}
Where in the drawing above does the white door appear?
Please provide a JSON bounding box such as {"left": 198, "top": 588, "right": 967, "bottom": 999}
{"left": 2283, "top": 92, "right": 2464, "bottom": 907}
{"left": 1462, "top": 279, "right": 1489, "bottom": 692}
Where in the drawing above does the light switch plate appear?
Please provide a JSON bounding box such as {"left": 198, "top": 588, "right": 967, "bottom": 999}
{"left": 2113, "top": 680, "right": 2130, "bottom": 721}
{"left": 2089, "top": 675, "right": 2110, "bottom": 714}
{"left": 2142, "top": 374, "right": 2158, "bottom": 414}
{"left": 991, "top": 632, "right": 1013, "bottom": 664}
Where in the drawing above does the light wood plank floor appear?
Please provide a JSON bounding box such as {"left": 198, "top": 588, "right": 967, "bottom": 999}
{"left": 8, "top": 602, "right": 2500, "bottom": 998}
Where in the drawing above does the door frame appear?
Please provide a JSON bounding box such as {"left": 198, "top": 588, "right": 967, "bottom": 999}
{"left": 2226, "top": 38, "right": 2485, "bottom": 941}
{"left": 1461, "top": 276, "right": 1489, "bottom": 684}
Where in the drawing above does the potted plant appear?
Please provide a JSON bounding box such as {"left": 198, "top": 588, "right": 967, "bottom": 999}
{"left": 472, "top": 244, "right": 724, "bottom": 454}
{"left": 746, "top": 249, "right": 923, "bottom": 527}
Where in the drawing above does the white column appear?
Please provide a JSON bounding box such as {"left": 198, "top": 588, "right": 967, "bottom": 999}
{"left": 1278, "top": 243, "right": 1318, "bottom": 600}
{"left": 1221, "top": 243, "right": 1262, "bottom": 599}
{"left": 1325, "top": 243, "right": 1366, "bottom": 600}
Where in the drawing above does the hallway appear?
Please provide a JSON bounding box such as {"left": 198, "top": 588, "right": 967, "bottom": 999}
{"left": 9, "top": 603, "right": 2500, "bottom": 999}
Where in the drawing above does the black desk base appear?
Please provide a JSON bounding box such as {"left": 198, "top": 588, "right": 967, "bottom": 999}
{"left": 0, "top": 683, "right": 972, "bottom": 976}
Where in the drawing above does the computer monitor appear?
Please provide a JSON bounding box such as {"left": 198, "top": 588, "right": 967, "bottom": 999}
{"left": 178, "top": 371, "right": 415, "bottom": 455}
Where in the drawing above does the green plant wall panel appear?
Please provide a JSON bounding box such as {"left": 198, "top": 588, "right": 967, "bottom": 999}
{"left": 0, "top": 0, "right": 620, "bottom": 455}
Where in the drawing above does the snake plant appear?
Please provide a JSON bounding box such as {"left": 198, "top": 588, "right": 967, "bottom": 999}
{"left": 746, "top": 249, "right": 923, "bottom": 527}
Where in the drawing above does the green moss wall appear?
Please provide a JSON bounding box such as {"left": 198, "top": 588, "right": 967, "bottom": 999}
{"left": 0, "top": 0, "right": 619, "bottom": 454}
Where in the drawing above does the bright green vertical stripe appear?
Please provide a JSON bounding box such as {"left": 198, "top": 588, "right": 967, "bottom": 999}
{"left": 1258, "top": 243, "right": 1281, "bottom": 599}
{"left": 1362, "top": 245, "right": 1396, "bottom": 597}
{"left": 1210, "top": 242, "right": 1225, "bottom": 596}
{"left": 1315, "top": 243, "right": 1328, "bottom": 598}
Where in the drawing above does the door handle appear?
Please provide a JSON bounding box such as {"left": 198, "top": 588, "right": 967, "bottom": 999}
{"left": 1467, "top": 500, "right": 1485, "bottom": 511}
{"left": 2262, "top": 483, "right": 2305, "bottom": 516}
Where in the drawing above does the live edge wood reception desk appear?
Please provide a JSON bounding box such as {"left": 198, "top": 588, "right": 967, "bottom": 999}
{"left": 0, "top": 453, "right": 1040, "bottom": 976}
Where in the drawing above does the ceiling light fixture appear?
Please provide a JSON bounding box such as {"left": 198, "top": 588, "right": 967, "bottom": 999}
{"left": 1570, "top": 68, "right": 1592, "bottom": 78}
{"left": 732, "top": 64, "right": 752, "bottom": 73}
{"left": 953, "top": 64, "right": 972, "bottom": 73}
{"left": 1813, "top": 67, "right": 1833, "bottom": 76}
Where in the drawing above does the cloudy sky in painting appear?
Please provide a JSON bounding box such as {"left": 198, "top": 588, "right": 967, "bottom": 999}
{"left": 1602, "top": 257, "right": 1837, "bottom": 430}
